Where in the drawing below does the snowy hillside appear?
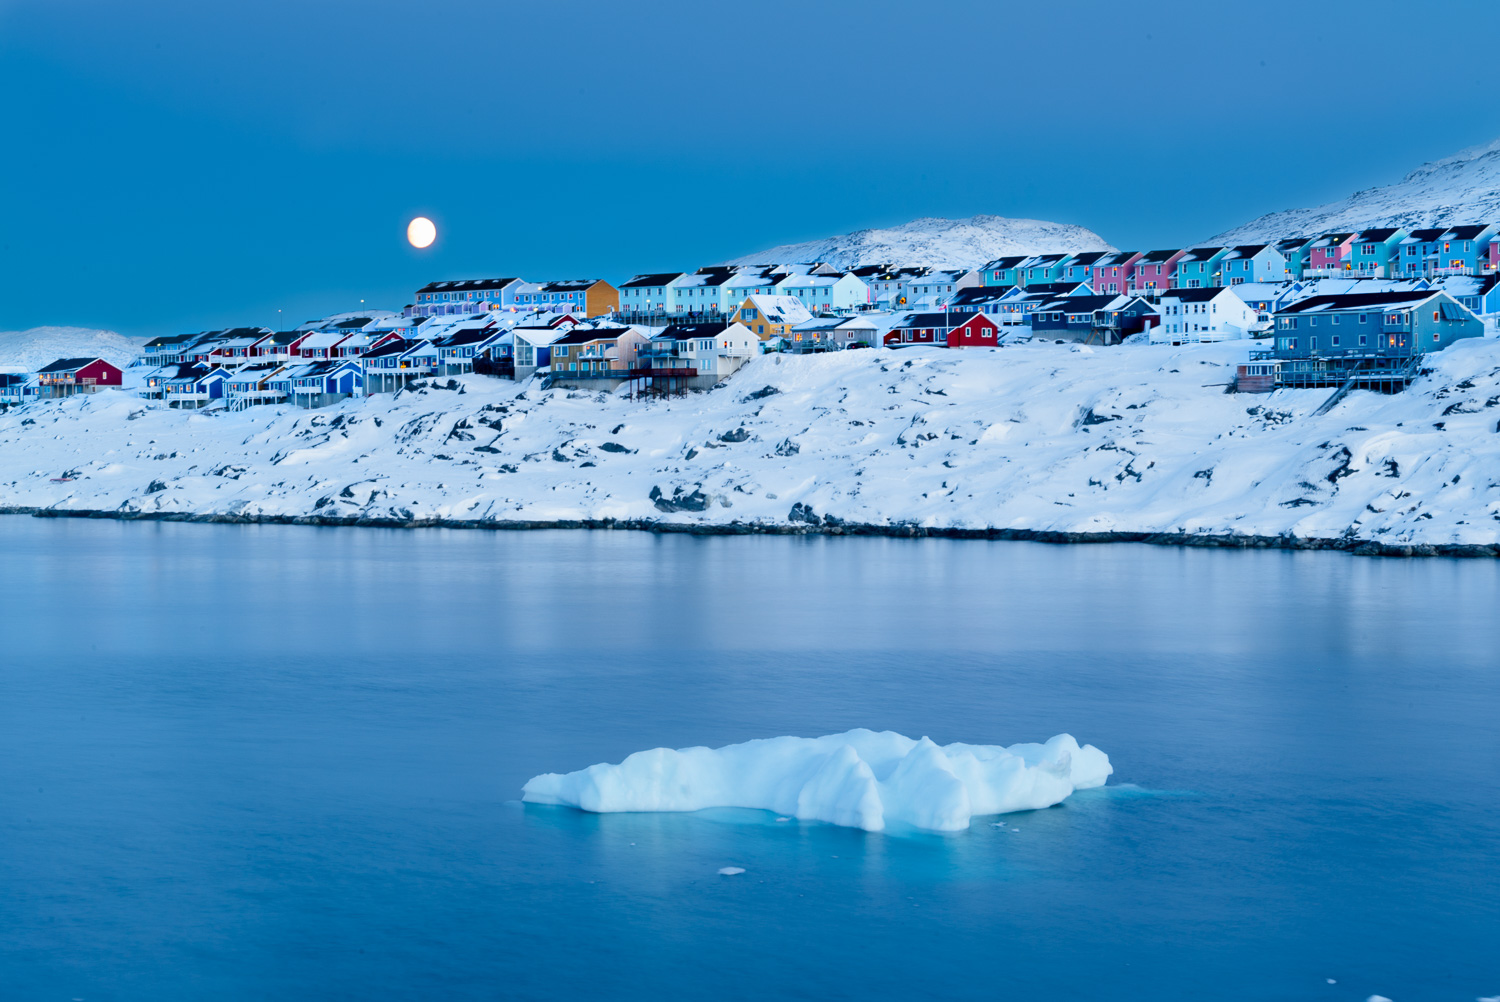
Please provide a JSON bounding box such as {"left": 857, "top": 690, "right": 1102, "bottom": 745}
{"left": 0, "top": 327, "right": 140, "bottom": 372}
{"left": 725, "top": 216, "right": 1114, "bottom": 269}
{"left": 1212, "top": 137, "right": 1500, "bottom": 243}
{"left": 5, "top": 340, "right": 1500, "bottom": 555}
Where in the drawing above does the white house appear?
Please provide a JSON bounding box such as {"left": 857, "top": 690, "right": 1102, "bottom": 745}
{"left": 1152, "top": 287, "right": 1260, "bottom": 344}
{"left": 1217, "top": 245, "right": 1289, "bottom": 286}
{"left": 905, "top": 268, "right": 982, "bottom": 309}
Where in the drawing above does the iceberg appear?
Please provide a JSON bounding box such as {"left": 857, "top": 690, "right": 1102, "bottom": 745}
{"left": 521, "top": 729, "right": 1112, "bottom": 832}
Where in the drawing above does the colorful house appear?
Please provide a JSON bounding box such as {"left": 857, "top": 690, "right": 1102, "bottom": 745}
{"left": 1130, "top": 249, "right": 1186, "bottom": 292}
{"left": 512, "top": 279, "right": 619, "bottom": 316}
{"left": 1172, "top": 247, "right": 1229, "bottom": 288}
{"left": 882, "top": 311, "right": 998, "bottom": 348}
{"left": 1217, "top": 245, "right": 1288, "bottom": 285}
{"left": 786, "top": 316, "right": 879, "bottom": 351}
{"left": 980, "top": 256, "right": 1028, "bottom": 287}
{"left": 731, "top": 295, "right": 813, "bottom": 340}
{"left": 1347, "top": 228, "right": 1406, "bottom": 277}
{"left": 1433, "top": 224, "right": 1498, "bottom": 275}
{"left": 1305, "top": 232, "right": 1358, "bottom": 276}
{"left": 1272, "top": 290, "right": 1481, "bottom": 360}
{"left": 547, "top": 326, "right": 653, "bottom": 385}
{"left": 1016, "top": 254, "right": 1071, "bottom": 287}
{"left": 1273, "top": 237, "right": 1310, "bottom": 279}
{"left": 1434, "top": 274, "right": 1500, "bottom": 316}
{"left": 288, "top": 360, "right": 364, "bottom": 408}
{"left": 35, "top": 357, "right": 125, "bottom": 397}
{"left": 1394, "top": 228, "right": 1446, "bottom": 277}
{"left": 1060, "top": 252, "right": 1107, "bottom": 285}
{"left": 412, "top": 277, "right": 524, "bottom": 317}
{"left": 1088, "top": 252, "right": 1142, "bottom": 295}
{"left": 636, "top": 322, "right": 759, "bottom": 389}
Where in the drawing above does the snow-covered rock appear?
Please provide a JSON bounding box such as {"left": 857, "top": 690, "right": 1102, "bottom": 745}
{"left": 1212, "top": 137, "right": 1500, "bottom": 243}
{"left": 0, "top": 326, "right": 140, "bottom": 373}
{"left": 522, "top": 729, "right": 1112, "bottom": 832}
{"left": 725, "top": 215, "right": 1113, "bottom": 270}
{"left": 5, "top": 338, "right": 1500, "bottom": 552}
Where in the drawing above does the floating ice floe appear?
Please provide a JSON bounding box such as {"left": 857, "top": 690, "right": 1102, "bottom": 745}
{"left": 717, "top": 867, "right": 746, "bottom": 876}
{"left": 522, "top": 729, "right": 1111, "bottom": 833}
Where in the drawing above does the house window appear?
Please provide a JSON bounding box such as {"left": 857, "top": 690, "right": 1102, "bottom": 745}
{"left": 1359, "top": 314, "right": 1367, "bottom": 323}
{"left": 1434, "top": 332, "right": 1441, "bottom": 342}
{"left": 1358, "top": 334, "right": 1368, "bottom": 346}
{"left": 1332, "top": 336, "right": 1340, "bottom": 347}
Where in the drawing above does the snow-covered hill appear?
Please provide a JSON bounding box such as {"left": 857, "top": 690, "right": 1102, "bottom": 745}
{"left": 5, "top": 339, "right": 1500, "bottom": 555}
{"left": 726, "top": 215, "right": 1114, "bottom": 270}
{"left": 1212, "top": 138, "right": 1500, "bottom": 243}
{"left": 0, "top": 327, "right": 140, "bottom": 372}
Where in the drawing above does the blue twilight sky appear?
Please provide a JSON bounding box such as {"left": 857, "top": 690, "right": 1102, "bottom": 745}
{"left": 3, "top": 0, "right": 1500, "bottom": 337}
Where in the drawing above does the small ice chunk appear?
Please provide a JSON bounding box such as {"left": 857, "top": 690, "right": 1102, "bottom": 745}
{"left": 717, "top": 866, "right": 745, "bottom": 876}
{"left": 1367, "top": 995, "right": 1393, "bottom": 1002}
{"left": 1326, "top": 979, "right": 1336, "bottom": 985}
{"left": 775, "top": 817, "right": 791, "bottom": 822}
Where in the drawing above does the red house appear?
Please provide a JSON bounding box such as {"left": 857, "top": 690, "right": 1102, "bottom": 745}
{"left": 35, "top": 357, "right": 124, "bottom": 398}
{"left": 883, "top": 311, "right": 999, "bottom": 348}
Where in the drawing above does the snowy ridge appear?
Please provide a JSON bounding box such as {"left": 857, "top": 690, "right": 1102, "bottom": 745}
{"left": 725, "top": 215, "right": 1114, "bottom": 270}
{"left": 522, "top": 729, "right": 1112, "bottom": 832}
{"left": 1211, "top": 137, "right": 1500, "bottom": 243}
{"left": 0, "top": 327, "right": 140, "bottom": 373}
{"left": 6, "top": 339, "right": 1500, "bottom": 551}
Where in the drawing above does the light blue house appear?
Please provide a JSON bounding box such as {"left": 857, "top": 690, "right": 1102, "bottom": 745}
{"left": 1348, "top": 228, "right": 1406, "bottom": 277}
{"left": 1173, "top": 247, "right": 1229, "bottom": 288}
{"left": 1016, "top": 254, "right": 1070, "bottom": 288}
{"left": 1217, "top": 245, "right": 1288, "bottom": 285}
{"left": 981, "top": 256, "right": 1027, "bottom": 287}
{"left": 1274, "top": 237, "right": 1311, "bottom": 280}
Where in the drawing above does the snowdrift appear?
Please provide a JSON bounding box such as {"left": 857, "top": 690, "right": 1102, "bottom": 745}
{"left": 522, "top": 729, "right": 1112, "bottom": 832}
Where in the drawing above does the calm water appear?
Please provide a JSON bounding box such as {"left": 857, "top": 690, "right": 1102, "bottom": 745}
{"left": 1, "top": 518, "right": 1497, "bottom": 1001}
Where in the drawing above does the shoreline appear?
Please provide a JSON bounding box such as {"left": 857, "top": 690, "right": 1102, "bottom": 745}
{"left": 2, "top": 506, "right": 1494, "bottom": 558}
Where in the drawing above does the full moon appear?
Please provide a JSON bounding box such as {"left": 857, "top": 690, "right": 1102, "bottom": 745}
{"left": 407, "top": 216, "right": 436, "bottom": 249}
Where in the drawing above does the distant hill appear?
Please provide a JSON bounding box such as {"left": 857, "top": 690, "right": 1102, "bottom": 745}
{"left": 0, "top": 326, "right": 141, "bottom": 372}
{"left": 1211, "top": 138, "right": 1500, "bottom": 243}
{"left": 725, "top": 215, "right": 1114, "bottom": 270}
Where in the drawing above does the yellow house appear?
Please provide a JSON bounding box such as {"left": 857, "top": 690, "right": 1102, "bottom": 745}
{"left": 729, "top": 295, "right": 814, "bottom": 341}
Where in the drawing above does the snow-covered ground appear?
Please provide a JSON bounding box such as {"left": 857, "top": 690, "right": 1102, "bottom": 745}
{"left": 5, "top": 338, "right": 1500, "bottom": 554}
{"left": 1211, "top": 137, "right": 1500, "bottom": 243}
{"left": 0, "top": 326, "right": 141, "bottom": 372}
{"left": 523, "top": 729, "right": 1112, "bottom": 833}
{"left": 725, "top": 215, "right": 1113, "bottom": 270}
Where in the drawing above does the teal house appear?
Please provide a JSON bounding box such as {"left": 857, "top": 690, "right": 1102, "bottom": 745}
{"left": 1348, "top": 228, "right": 1406, "bottom": 277}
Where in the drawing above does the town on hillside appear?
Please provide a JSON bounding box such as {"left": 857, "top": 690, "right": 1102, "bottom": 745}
{"left": 5, "top": 224, "right": 1499, "bottom": 410}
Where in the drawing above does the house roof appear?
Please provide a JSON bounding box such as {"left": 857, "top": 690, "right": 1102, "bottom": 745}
{"left": 540, "top": 279, "right": 602, "bottom": 292}
{"left": 891, "top": 311, "right": 985, "bottom": 328}
{"left": 362, "top": 339, "right": 420, "bottom": 359}
{"left": 1404, "top": 228, "right": 1446, "bottom": 242}
{"left": 37, "top": 357, "right": 108, "bottom": 374}
{"left": 620, "top": 273, "right": 686, "bottom": 288}
{"left": 948, "top": 287, "right": 1013, "bottom": 306}
{"left": 660, "top": 322, "right": 734, "bottom": 339}
{"left": 1175, "top": 247, "right": 1224, "bottom": 262}
{"left": 1221, "top": 245, "right": 1271, "bottom": 259}
{"left": 980, "top": 255, "right": 1029, "bottom": 271}
{"left": 416, "top": 278, "right": 521, "bottom": 294}
{"left": 436, "top": 329, "right": 496, "bottom": 348}
{"left": 551, "top": 326, "right": 634, "bottom": 346}
{"left": 1032, "top": 295, "right": 1122, "bottom": 313}
{"left": 1066, "top": 251, "right": 1108, "bottom": 268}
{"left": 1443, "top": 224, "right": 1490, "bottom": 240}
{"left": 1354, "top": 228, "right": 1402, "bottom": 243}
{"left": 1160, "top": 287, "right": 1232, "bottom": 302}
{"left": 1136, "top": 249, "right": 1183, "bottom": 264}
{"left": 1277, "top": 290, "right": 1444, "bottom": 314}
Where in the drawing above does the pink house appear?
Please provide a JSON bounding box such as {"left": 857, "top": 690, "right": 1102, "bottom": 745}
{"left": 1088, "top": 251, "right": 1142, "bottom": 294}
{"left": 1131, "top": 249, "right": 1186, "bottom": 292}
{"left": 1306, "top": 232, "right": 1356, "bottom": 274}
{"left": 1489, "top": 239, "right": 1500, "bottom": 272}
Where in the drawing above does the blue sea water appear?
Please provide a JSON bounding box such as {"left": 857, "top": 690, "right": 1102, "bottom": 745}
{"left": 1, "top": 517, "right": 1497, "bottom": 1001}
